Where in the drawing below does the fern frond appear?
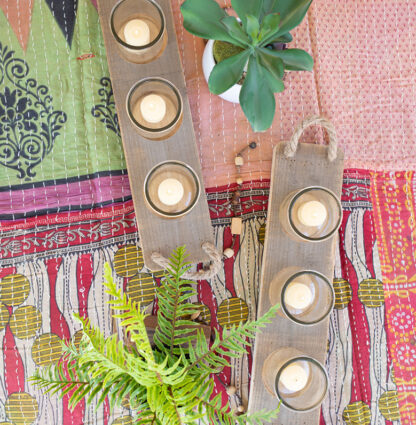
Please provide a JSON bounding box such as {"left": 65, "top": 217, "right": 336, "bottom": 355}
{"left": 234, "top": 405, "right": 281, "bottom": 425}
{"left": 102, "top": 263, "right": 154, "bottom": 362}
{"left": 45, "top": 328, "right": 151, "bottom": 411}
{"left": 147, "top": 385, "right": 183, "bottom": 425}
{"left": 135, "top": 409, "right": 159, "bottom": 425}
{"left": 185, "top": 303, "right": 280, "bottom": 373}
{"left": 28, "top": 363, "right": 89, "bottom": 399}
{"left": 31, "top": 248, "right": 281, "bottom": 425}
{"left": 198, "top": 394, "right": 280, "bottom": 425}
{"left": 153, "top": 246, "right": 201, "bottom": 355}
{"left": 72, "top": 314, "right": 106, "bottom": 354}
{"left": 169, "top": 373, "right": 213, "bottom": 421}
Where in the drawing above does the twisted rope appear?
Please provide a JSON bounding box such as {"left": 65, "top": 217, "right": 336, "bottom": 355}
{"left": 284, "top": 116, "right": 338, "bottom": 162}
{"left": 151, "top": 242, "right": 222, "bottom": 281}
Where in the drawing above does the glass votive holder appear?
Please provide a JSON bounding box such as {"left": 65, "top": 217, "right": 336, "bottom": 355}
{"left": 269, "top": 268, "right": 334, "bottom": 325}
{"left": 110, "top": 0, "right": 167, "bottom": 64}
{"left": 262, "top": 347, "right": 328, "bottom": 412}
{"left": 279, "top": 186, "right": 342, "bottom": 242}
{"left": 144, "top": 161, "right": 200, "bottom": 218}
{"left": 127, "top": 78, "right": 183, "bottom": 141}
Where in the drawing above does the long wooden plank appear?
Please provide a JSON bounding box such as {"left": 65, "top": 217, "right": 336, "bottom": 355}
{"left": 248, "top": 142, "right": 344, "bottom": 424}
{"left": 97, "top": 0, "right": 214, "bottom": 270}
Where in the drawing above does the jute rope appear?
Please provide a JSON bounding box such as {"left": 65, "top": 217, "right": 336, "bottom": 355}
{"left": 151, "top": 242, "right": 223, "bottom": 281}
{"left": 284, "top": 116, "right": 338, "bottom": 162}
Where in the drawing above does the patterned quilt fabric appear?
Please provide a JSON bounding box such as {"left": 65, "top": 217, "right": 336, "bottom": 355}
{"left": 0, "top": 173, "right": 408, "bottom": 425}
{"left": 0, "top": 1, "right": 415, "bottom": 425}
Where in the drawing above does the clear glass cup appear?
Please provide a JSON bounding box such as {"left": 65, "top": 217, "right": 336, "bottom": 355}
{"left": 127, "top": 78, "right": 183, "bottom": 141}
{"left": 262, "top": 347, "right": 328, "bottom": 412}
{"left": 110, "top": 0, "right": 168, "bottom": 64}
{"left": 269, "top": 267, "right": 334, "bottom": 325}
{"left": 144, "top": 161, "right": 200, "bottom": 218}
{"left": 279, "top": 186, "right": 342, "bottom": 242}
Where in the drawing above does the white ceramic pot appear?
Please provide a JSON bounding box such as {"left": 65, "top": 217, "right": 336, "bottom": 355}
{"left": 202, "top": 39, "right": 241, "bottom": 104}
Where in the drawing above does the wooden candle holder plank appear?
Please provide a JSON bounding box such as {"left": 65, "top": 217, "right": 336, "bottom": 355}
{"left": 248, "top": 142, "right": 344, "bottom": 425}
{"left": 97, "top": 0, "right": 214, "bottom": 270}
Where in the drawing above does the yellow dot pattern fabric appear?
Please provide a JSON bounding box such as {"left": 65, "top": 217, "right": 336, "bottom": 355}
{"left": 333, "top": 278, "right": 352, "bottom": 309}
{"left": 0, "top": 274, "right": 30, "bottom": 307}
{"left": 121, "top": 396, "right": 131, "bottom": 410}
{"left": 112, "top": 416, "right": 133, "bottom": 425}
{"left": 0, "top": 303, "right": 10, "bottom": 331}
{"left": 217, "top": 298, "right": 249, "bottom": 329}
{"left": 379, "top": 390, "right": 400, "bottom": 421}
{"left": 358, "top": 279, "right": 384, "bottom": 308}
{"left": 194, "top": 303, "right": 211, "bottom": 324}
{"left": 258, "top": 223, "right": 266, "bottom": 245}
{"left": 5, "top": 393, "right": 38, "bottom": 425}
{"left": 31, "top": 333, "right": 63, "bottom": 366}
{"left": 9, "top": 306, "right": 42, "bottom": 339}
{"left": 152, "top": 270, "right": 166, "bottom": 280}
{"left": 126, "top": 273, "right": 157, "bottom": 306}
{"left": 342, "top": 401, "right": 371, "bottom": 425}
{"left": 114, "top": 245, "right": 144, "bottom": 277}
{"left": 72, "top": 330, "right": 84, "bottom": 350}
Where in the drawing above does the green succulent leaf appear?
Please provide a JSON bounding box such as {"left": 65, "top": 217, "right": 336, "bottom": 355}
{"left": 246, "top": 15, "right": 260, "bottom": 42}
{"left": 181, "top": 0, "right": 240, "bottom": 45}
{"left": 258, "top": 13, "right": 281, "bottom": 42}
{"left": 208, "top": 49, "right": 250, "bottom": 95}
{"left": 221, "top": 16, "right": 250, "bottom": 46}
{"left": 258, "top": 50, "right": 285, "bottom": 92}
{"left": 262, "top": 47, "right": 314, "bottom": 71}
{"left": 262, "top": 66, "right": 285, "bottom": 93}
{"left": 261, "top": 0, "right": 279, "bottom": 17}
{"left": 240, "top": 56, "right": 276, "bottom": 132}
{"left": 273, "top": 0, "right": 313, "bottom": 37}
{"left": 231, "top": 0, "right": 263, "bottom": 29}
{"left": 274, "top": 32, "right": 293, "bottom": 43}
{"left": 258, "top": 48, "right": 285, "bottom": 79}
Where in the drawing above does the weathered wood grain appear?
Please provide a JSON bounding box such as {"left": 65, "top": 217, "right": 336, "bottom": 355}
{"left": 248, "top": 142, "right": 344, "bottom": 424}
{"left": 97, "top": 0, "right": 214, "bottom": 270}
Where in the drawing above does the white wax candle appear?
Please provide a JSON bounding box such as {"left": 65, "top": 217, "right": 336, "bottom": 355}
{"left": 158, "top": 178, "right": 184, "bottom": 206}
{"left": 284, "top": 281, "right": 313, "bottom": 310}
{"left": 279, "top": 362, "right": 310, "bottom": 393}
{"left": 140, "top": 94, "right": 167, "bottom": 124}
{"left": 124, "top": 19, "right": 150, "bottom": 46}
{"left": 297, "top": 200, "right": 327, "bottom": 227}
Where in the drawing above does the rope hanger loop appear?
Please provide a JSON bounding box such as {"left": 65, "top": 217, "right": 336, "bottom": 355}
{"left": 284, "top": 116, "right": 338, "bottom": 162}
{"left": 151, "top": 242, "right": 222, "bottom": 281}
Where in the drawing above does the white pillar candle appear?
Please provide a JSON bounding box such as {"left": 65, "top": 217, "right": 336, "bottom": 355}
{"left": 279, "top": 362, "right": 310, "bottom": 393}
{"left": 284, "top": 282, "right": 313, "bottom": 310}
{"left": 140, "top": 94, "right": 167, "bottom": 124}
{"left": 158, "top": 178, "right": 184, "bottom": 206}
{"left": 124, "top": 19, "right": 150, "bottom": 46}
{"left": 297, "top": 200, "right": 327, "bottom": 227}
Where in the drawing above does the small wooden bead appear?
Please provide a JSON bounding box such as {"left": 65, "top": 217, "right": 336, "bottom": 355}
{"left": 236, "top": 177, "right": 243, "bottom": 185}
{"left": 231, "top": 217, "right": 242, "bottom": 235}
{"left": 223, "top": 248, "right": 234, "bottom": 258}
{"left": 234, "top": 155, "right": 244, "bottom": 166}
{"left": 237, "top": 405, "right": 245, "bottom": 413}
{"left": 226, "top": 385, "right": 236, "bottom": 396}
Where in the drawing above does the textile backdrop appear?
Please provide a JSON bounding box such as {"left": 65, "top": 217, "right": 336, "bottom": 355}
{"left": 0, "top": 1, "right": 415, "bottom": 425}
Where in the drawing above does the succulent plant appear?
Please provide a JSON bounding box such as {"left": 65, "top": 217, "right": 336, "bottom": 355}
{"left": 181, "top": 0, "right": 314, "bottom": 132}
